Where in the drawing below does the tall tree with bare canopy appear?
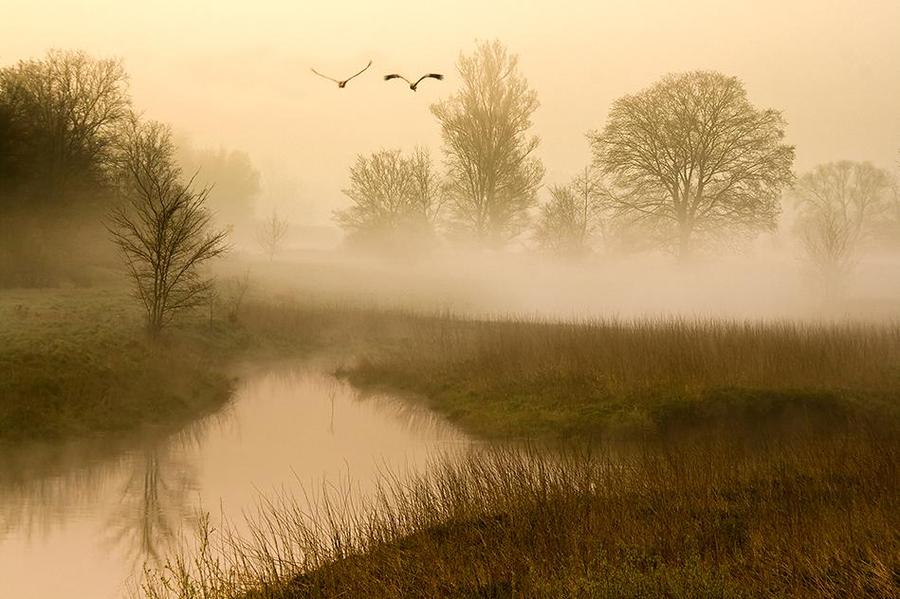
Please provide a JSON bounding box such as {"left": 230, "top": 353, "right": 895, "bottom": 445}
{"left": 335, "top": 148, "right": 443, "bottom": 252}
{"left": 0, "top": 50, "right": 131, "bottom": 285}
{"left": 589, "top": 71, "right": 795, "bottom": 259}
{"left": 109, "top": 121, "right": 228, "bottom": 336}
{"left": 431, "top": 40, "right": 544, "bottom": 246}
{"left": 792, "top": 161, "right": 892, "bottom": 292}
{"left": 534, "top": 168, "right": 606, "bottom": 258}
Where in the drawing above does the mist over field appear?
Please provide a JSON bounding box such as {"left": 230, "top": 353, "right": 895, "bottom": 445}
{"left": 3, "top": 0, "right": 899, "bottom": 321}
{"left": 1, "top": 2, "right": 899, "bottom": 598}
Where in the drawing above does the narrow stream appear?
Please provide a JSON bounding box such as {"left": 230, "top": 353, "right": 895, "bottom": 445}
{"left": 0, "top": 365, "right": 468, "bottom": 598}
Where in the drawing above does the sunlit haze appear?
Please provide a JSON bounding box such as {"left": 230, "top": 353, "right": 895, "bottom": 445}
{"left": 4, "top": 0, "right": 898, "bottom": 222}
{"left": 2, "top": 4, "right": 899, "bottom": 598}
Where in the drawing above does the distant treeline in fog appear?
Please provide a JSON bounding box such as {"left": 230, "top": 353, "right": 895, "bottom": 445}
{"left": 333, "top": 41, "right": 899, "bottom": 296}
{"left": 1, "top": 44, "right": 898, "bottom": 296}
{"left": 0, "top": 50, "right": 260, "bottom": 288}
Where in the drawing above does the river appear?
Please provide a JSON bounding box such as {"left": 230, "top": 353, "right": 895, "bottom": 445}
{"left": 0, "top": 364, "right": 468, "bottom": 598}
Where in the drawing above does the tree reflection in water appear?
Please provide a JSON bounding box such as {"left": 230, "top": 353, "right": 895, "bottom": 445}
{"left": 104, "top": 422, "right": 210, "bottom": 568}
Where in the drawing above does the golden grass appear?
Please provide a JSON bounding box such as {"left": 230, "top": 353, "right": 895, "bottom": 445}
{"left": 140, "top": 431, "right": 900, "bottom": 598}
{"left": 137, "top": 305, "right": 900, "bottom": 598}
{"left": 340, "top": 315, "right": 900, "bottom": 439}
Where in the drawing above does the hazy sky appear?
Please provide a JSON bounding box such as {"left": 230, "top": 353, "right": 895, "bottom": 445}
{"left": 3, "top": 0, "right": 899, "bottom": 224}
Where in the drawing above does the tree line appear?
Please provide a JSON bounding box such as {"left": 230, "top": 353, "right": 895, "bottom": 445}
{"left": 337, "top": 41, "right": 900, "bottom": 289}
{"left": 0, "top": 50, "right": 261, "bottom": 286}
{"left": 2, "top": 45, "right": 898, "bottom": 334}
{"left": 0, "top": 50, "right": 230, "bottom": 335}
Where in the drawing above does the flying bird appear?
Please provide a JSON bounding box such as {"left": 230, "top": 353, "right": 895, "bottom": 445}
{"left": 384, "top": 73, "right": 444, "bottom": 91}
{"left": 310, "top": 60, "right": 372, "bottom": 88}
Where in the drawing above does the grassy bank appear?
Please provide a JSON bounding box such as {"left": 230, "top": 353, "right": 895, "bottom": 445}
{"left": 341, "top": 316, "right": 900, "bottom": 440}
{"left": 134, "top": 309, "right": 900, "bottom": 598}
{"left": 0, "top": 287, "right": 437, "bottom": 442}
{"left": 8, "top": 290, "right": 897, "bottom": 444}
{"left": 0, "top": 288, "right": 254, "bottom": 441}
{"left": 142, "top": 431, "right": 900, "bottom": 598}
{"left": 6, "top": 293, "right": 900, "bottom": 596}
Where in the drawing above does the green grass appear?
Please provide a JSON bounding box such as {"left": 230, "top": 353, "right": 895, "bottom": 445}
{"left": 0, "top": 287, "right": 436, "bottom": 442}
{"left": 0, "top": 286, "right": 436, "bottom": 442}
{"left": 0, "top": 287, "right": 255, "bottom": 441}
{"left": 6, "top": 293, "right": 898, "bottom": 445}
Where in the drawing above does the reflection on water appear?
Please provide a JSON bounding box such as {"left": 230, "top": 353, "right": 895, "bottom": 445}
{"left": 103, "top": 443, "right": 199, "bottom": 567}
{"left": 0, "top": 366, "right": 466, "bottom": 599}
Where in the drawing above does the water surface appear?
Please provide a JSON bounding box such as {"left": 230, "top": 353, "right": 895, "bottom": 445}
{"left": 0, "top": 365, "right": 467, "bottom": 598}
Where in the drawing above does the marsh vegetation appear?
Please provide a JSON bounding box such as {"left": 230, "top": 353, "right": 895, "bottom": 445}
{"left": 2, "top": 5, "right": 899, "bottom": 598}
{"left": 140, "top": 427, "right": 899, "bottom": 598}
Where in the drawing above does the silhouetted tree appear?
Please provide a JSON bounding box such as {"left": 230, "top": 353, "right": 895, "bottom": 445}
{"left": 534, "top": 168, "right": 606, "bottom": 258}
{"left": 0, "top": 50, "right": 132, "bottom": 285}
{"left": 792, "top": 161, "right": 892, "bottom": 291}
{"left": 109, "top": 121, "right": 228, "bottom": 336}
{"left": 0, "top": 49, "right": 130, "bottom": 203}
{"left": 590, "top": 71, "right": 794, "bottom": 259}
{"left": 334, "top": 148, "right": 442, "bottom": 251}
{"left": 880, "top": 151, "right": 900, "bottom": 249}
{"left": 0, "top": 102, "right": 20, "bottom": 189}
{"left": 406, "top": 148, "right": 445, "bottom": 225}
{"left": 431, "top": 40, "right": 544, "bottom": 246}
{"left": 256, "top": 209, "right": 289, "bottom": 260}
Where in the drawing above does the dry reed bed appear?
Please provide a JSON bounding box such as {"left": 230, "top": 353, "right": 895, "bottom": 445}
{"left": 139, "top": 306, "right": 900, "bottom": 597}
{"left": 378, "top": 317, "right": 900, "bottom": 391}
{"left": 141, "top": 432, "right": 900, "bottom": 598}
{"left": 314, "top": 315, "right": 898, "bottom": 439}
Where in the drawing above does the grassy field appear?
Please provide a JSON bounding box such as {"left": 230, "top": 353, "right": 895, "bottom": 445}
{"left": 6, "top": 285, "right": 897, "bottom": 444}
{"left": 341, "top": 316, "right": 900, "bottom": 440}
{"left": 141, "top": 431, "right": 899, "bottom": 598}
{"left": 0, "top": 287, "right": 255, "bottom": 441}
{"left": 0, "top": 286, "right": 440, "bottom": 442}
{"left": 4, "top": 289, "right": 899, "bottom": 597}
{"left": 0, "top": 285, "right": 426, "bottom": 442}
{"left": 135, "top": 307, "right": 900, "bottom": 599}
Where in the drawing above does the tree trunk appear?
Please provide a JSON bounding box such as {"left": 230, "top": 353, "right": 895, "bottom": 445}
{"left": 677, "top": 223, "right": 693, "bottom": 262}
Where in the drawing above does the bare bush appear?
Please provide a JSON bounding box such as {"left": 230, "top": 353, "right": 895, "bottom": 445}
{"left": 534, "top": 168, "right": 607, "bottom": 258}
{"left": 792, "top": 161, "right": 892, "bottom": 291}
{"left": 219, "top": 271, "right": 252, "bottom": 324}
{"left": 334, "top": 148, "right": 443, "bottom": 252}
{"left": 256, "top": 210, "right": 290, "bottom": 260}
{"left": 109, "top": 121, "right": 228, "bottom": 336}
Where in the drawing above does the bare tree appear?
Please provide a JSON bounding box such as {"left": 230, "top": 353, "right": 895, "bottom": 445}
{"left": 431, "top": 40, "right": 544, "bottom": 246}
{"left": 0, "top": 50, "right": 132, "bottom": 285}
{"left": 590, "top": 71, "right": 795, "bottom": 260}
{"left": 256, "top": 210, "right": 289, "bottom": 260}
{"left": 534, "top": 168, "right": 606, "bottom": 258}
{"left": 407, "top": 147, "right": 446, "bottom": 225}
{"left": 0, "top": 49, "right": 131, "bottom": 194}
{"left": 879, "top": 151, "right": 900, "bottom": 249}
{"left": 219, "top": 271, "right": 251, "bottom": 323}
{"left": 792, "top": 161, "right": 892, "bottom": 290}
{"left": 334, "top": 148, "right": 442, "bottom": 250}
{"left": 109, "top": 121, "right": 228, "bottom": 336}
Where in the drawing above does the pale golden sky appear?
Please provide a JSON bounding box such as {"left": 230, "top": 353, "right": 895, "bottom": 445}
{"left": 3, "top": 0, "right": 899, "bottom": 223}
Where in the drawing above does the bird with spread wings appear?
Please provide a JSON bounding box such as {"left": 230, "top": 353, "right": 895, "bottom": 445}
{"left": 384, "top": 73, "right": 444, "bottom": 91}
{"left": 310, "top": 60, "right": 373, "bottom": 88}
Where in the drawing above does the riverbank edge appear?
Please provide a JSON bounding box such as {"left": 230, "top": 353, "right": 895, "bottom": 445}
{"left": 0, "top": 288, "right": 323, "bottom": 444}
